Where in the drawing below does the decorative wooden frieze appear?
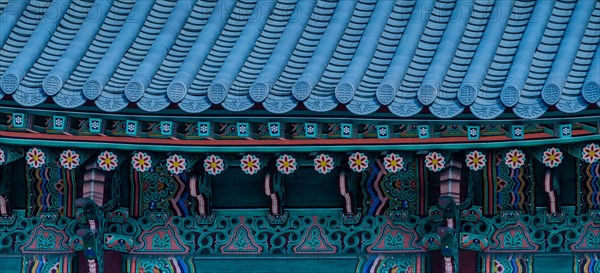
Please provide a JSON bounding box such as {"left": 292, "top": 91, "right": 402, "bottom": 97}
{"left": 356, "top": 124, "right": 377, "bottom": 139}
{"left": 418, "top": 125, "right": 432, "bottom": 139}
{"left": 51, "top": 115, "right": 67, "bottom": 131}
{"left": 555, "top": 123, "right": 572, "bottom": 139}
{"left": 304, "top": 122, "right": 319, "bottom": 138}
{"left": 88, "top": 118, "right": 103, "bottom": 134}
{"left": 160, "top": 121, "right": 175, "bottom": 137}
{"left": 197, "top": 121, "right": 212, "bottom": 138}
{"left": 236, "top": 122, "right": 252, "bottom": 138}
{"left": 467, "top": 126, "right": 480, "bottom": 140}
{"left": 340, "top": 123, "right": 354, "bottom": 139}
{"left": 125, "top": 120, "right": 139, "bottom": 136}
{"left": 10, "top": 113, "right": 28, "bottom": 129}
{"left": 268, "top": 122, "right": 283, "bottom": 138}
{"left": 508, "top": 124, "right": 524, "bottom": 140}
{"left": 439, "top": 125, "right": 467, "bottom": 137}
{"left": 376, "top": 125, "right": 391, "bottom": 139}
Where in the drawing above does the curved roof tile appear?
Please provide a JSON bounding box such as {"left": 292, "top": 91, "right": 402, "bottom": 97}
{"left": 252, "top": 0, "right": 317, "bottom": 113}
{"left": 0, "top": 0, "right": 598, "bottom": 119}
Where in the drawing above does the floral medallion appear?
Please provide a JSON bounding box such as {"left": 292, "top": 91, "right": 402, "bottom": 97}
{"left": 504, "top": 149, "right": 525, "bottom": 169}
{"left": 383, "top": 153, "right": 404, "bottom": 173}
{"left": 60, "top": 150, "right": 80, "bottom": 170}
{"left": 204, "top": 154, "right": 225, "bottom": 175}
{"left": 582, "top": 143, "right": 600, "bottom": 164}
{"left": 348, "top": 152, "right": 369, "bottom": 172}
{"left": 542, "top": 147, "right": 563, "bottom": 168}
{"left": 276, "top": 154, "right": 297, "bottom": 175}
{"left": 26, "top": 148, "right": 46, "bottom": 169}
{"left": 314, "top": 153, "right": 335, "bottom": 174}
{"left": 131, "top": 152, "right": 152, "bottom": 172}
{"left": 166, "top": 154, "right": 187, "bottom": 175}
{"left": 425, "top": 152, "right": 445, "bottom": 172}
{"left": 240, "top": 154, "right": 261, "bottom": 175}
{"left": 97, "top": 151, "right": 118, "bottom": 171}
{"left": 465, "top": 150, "right": 486, "bottom": 171}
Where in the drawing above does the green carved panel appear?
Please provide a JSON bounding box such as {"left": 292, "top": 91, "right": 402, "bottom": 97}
{"left": 495, "top": 151, "right": 534, "bottom": 213}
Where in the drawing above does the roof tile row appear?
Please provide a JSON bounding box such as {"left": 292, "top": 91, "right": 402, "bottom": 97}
{"left": 1, "top": 0, "right": 599, "bottom": 119}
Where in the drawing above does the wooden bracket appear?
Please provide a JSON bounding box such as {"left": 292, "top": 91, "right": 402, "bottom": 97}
{"left": 264, "top": 172, "right": 286, "bottom": 224}
{"left": 339, "top": 170, "right": 359, "bottom": 221}
{"left": 189, "top": 173, "right": 215, "bottom": 224}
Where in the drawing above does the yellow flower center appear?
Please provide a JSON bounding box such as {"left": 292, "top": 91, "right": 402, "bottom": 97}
{"left": 104, "top": 158, "right": 111, "bottom": 165}
{"left": 210, "top": 162, "right": 217, "bottom": 168}
{"left": 431, "top": 159, "right": 438, "bottom": 165}
{"left": 33, "top": 155, "right": 39, "bottom": 161}
{"left": 67, "top": 157, "right": 73, "bottom": 163}
{"left": 355, "top": 159, "right": 362, "bottom": 165}
{"left": 320, "top": 161, "right": 327, "bottom": 167}
{"left": 511, "top": 156, "right": 518, "bottom": 163}
{"left": 173, "top": 161, "right": 179, "bottom": 168}
{"left": 549, "top": 154, "right": 555, "bottom": 161}
{"left": 472, "top": 158, "right": 479, "bottom": 164}
{"left": 283, "top": 161, "right": 290, "bottom": 168}
{"left": 390, "top": 160, "right": 397, "bottom": 167}
{"left": 247, "top": 161, "right": 253, "bottom": 168}
{"left": 139, "top": 159, "right": 145, "bottom": 165}
{"left": 590, "top": 151, "right": 596, "bottom": 157}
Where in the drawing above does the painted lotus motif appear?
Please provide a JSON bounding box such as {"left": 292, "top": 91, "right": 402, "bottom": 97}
{"left": 240, "top": 154, "right": 261, "bottom": 175}
{"left": 166, "top": 154, "right": 187, "bottom": 175}
{"left": 131, "top": 152, "right": 152, "bottom": 172}
{"left": 425, "top": 152, "right": 445, "bottom": 172}
{"left": 348, "top": 152, "right": 369, "bottom": 172}
{"left": 582, "top": 143, "right": 600, "bottom": 164}
{"left": 26, "top": 148, "right": 46, "bottom": 169}
{"left": 204, "top": 154, "right": 225, "bottom": 175}
{"left": 383, "top": 153, "right": 404, "bottom": 173}
{"left": 314, "top": 153, "right": 334, "bottom": 174}
{"left": 60, "top": 150, "right": 80, "bottom": 170}
{"left": 466, "top": 150, "right": 486, "bottom": 171}
{"left": 542, "top": 147, "right": 563, "bottom": 168}
{"left": 504, "top": 149, "right": 525, "bottom": 169}
{"left": 98, "top": 151, "right": 118, "bottom": 171}
{"left": 276, "top": 154, "right": 297, "bottom": 175}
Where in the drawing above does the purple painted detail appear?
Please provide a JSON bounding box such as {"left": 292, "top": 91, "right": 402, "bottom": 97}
{"left": 488, "top": 222, "right": 540, "bottom": 252}
{"left": 570, "top": 223, "right": 600, "bottom": 252}
{"left": 367, "top": 222, "right": 422, "bottom": 253}
{"left": 221, "top": 217, "right": 263, "bottom": 254}
{"left": 293, "top": 217, "right": 336, "bottom": 254}
{"left": 133, "top": 223, "right": 190, "bottom": 254}
{"left": 21, "top": 227, "right": 70, "bottom": 253}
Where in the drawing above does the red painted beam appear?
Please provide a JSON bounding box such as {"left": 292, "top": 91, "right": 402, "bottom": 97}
{"left": 0, "top": 129, "right": 593, "bottom": 147}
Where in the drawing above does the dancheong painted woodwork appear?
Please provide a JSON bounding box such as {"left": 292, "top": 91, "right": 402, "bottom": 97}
{"left": 1, "top": 0, "right": 600, "bottom": 272}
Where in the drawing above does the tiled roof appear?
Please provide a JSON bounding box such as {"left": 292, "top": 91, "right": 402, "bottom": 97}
{"left": 1, "top": 0, "right": 599, "bottom": 119}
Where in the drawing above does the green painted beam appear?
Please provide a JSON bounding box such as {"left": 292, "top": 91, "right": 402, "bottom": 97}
{"left": 1, "top": 103, "right": 600, "bottom": 125}
{"left": 192, "top": 255, "right": 361, "bottom": 272}
{"left": 1, "top": 134, "right": 598, "bottom": 153}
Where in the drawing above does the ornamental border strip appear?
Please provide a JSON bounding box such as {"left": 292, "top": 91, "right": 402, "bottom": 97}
{"left": 1, "top": 131, "right": 598, "bottom": 153}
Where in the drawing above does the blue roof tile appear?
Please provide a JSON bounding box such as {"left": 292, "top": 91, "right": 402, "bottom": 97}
{"left": 1, "top": 0, "right": 598, "bottom": 118}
